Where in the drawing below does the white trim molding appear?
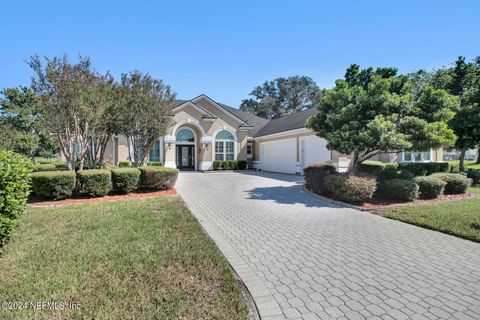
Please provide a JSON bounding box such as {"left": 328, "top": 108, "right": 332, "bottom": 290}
{"left": 173, "top": 101, "right": 215, "bottom": 117}
{"left": 192, "top": 94, "right": 248, "bottom": 125}
{"left": 170, "top": 118, "right": 207, "bottom": 137}
{"left": 175, "top": 127, "right": 198, "bottom": 171}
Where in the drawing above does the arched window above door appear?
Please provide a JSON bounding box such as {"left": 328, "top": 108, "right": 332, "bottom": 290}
{"left": 176, "top": 129, "right": 194, "bottom": 143}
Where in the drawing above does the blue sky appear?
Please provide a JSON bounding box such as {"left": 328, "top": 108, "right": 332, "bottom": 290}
{"left": 1, "top": 0, "right": 479, "bottom": 107}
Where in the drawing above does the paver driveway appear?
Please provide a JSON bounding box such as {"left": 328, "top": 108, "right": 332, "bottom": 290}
{"left": 176, "top": 171, "right": 480, "bottom": 320}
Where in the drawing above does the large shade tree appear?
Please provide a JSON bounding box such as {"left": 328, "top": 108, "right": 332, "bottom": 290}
{"left": 29, "top": 55, "right": 116, "bottom": 170}
{"left": 306, "top": 64, "right": 458, "bottom": 173}
{"left": 0, "top": 86, "right": 57, "bottom": 158}
{"left": 431, "top": 56, "right": 480, "bottom": 170}
{"left": 118, "top": 71, "right": 176, "bottom": 167}
{"left": 240, "top": 76, "right": 322, "bottom": 119}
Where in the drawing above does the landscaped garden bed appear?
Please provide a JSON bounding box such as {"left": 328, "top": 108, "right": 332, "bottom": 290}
{"left": 0, "top": 197, "right": 249, "bottom": 319}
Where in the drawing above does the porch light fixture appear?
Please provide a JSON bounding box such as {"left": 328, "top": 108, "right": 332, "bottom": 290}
{"left": 204, "top": 143, "right": 210, "bottom": 151}
{"left": 167, "top": 143, "right": 172, "bottom": 150}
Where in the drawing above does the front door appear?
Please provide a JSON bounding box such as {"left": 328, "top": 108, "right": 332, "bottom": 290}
{"left": 176, "top": 145, "right": 195, "bottom": 170}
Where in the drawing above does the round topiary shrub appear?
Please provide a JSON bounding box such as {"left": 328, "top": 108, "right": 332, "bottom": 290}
{"left": 323, "top": 174, "right": 377, "bottom": 205}
{"left": 357, "top": 160, "right": 385, "bottom": 175}
{"left": 118, "top": 161, "right": 130, "bottom": 167}
{"left": 430, "top": 173, "right": 472, "bottom": 194}
{"left": 304, "top": 163, "right": 336, "bottom": 194}
{"left": 138, "top": 167, "right": 178, "bottom": 190}
{"left": 31, "top": 171, "right": 76, "bottom": 200}
{"left": 467, "top": 169, "right": 480, "bottom": 185}
{"left": 111, "top": 168, "right": 141, "bottom": 194}
{"left": 414, "top": 176, "right": 446, "bottom": 199}
{"left": 77, "top": 169, "right": 111, "bottom": 197}
{"left": 0, "top": 148, "right": 31, "bottom": 247}
{"left": 380, "top": 179, "right": 419, "bottom": 201}
{"left": 32, "top": 163, "right": 56, "bottom": 172}
{"left": 378, "top": 167, "right": 415, "bottom": 181}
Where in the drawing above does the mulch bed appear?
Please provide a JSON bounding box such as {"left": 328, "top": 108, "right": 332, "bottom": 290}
{"left": 360, "top": 192, "right": 475, "bottom": 210}
{"left": 29, "top": 189, "right": 177, "bottom": 207}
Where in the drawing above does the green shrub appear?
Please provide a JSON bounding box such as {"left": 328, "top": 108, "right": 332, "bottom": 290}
{"left": 397, "top": 162, "right": 449, "bottom": 176}
{"left": 414, "top": 176, "right": 446, "bottom": 199}
{"left": 380, "top": 179, "right": 419, "bottom": 201}
{"left": 467, "top": 169, "right": 480, "bottom": 185}
{"left": 304, "top": 163, "right": 336, "bottom": 195}
{"left": 213, "top": 160, "right": 222, "bottom": 170}
{"left": 32, "top": 163, "right": 56, "bottom": 172}
{"left": 378, "top": 167, "right": 415, "bottom": 181}
{"left": 237, "top": 160, "right": 247, "bottom": 170}
{"left": 147, "top": 161, "right": 163, "bottom": 166}
{"left": 118, "top": 161, "right": 130, "bottom": 167}
{"left": 54, "top": 162, "right": 69, "bottom": 171}
{"left": 0, "top": 149, "right": 31, "bottom": 247}
{"left": 31, "top": 171, "right": 76, "bottom": 200}
{"left": 384, "top": 163, "right": 398, "bottom": 170}
{"left": 111, "top": 168, "right": 141, "bottom": 193}
{"left": 449, "top": 162, "right": 460, "bottom": 173}
{"left": 77, "top": 169, "right": 111, "bottom": 197}
{"left": 226, "top": 160, "right": 238, "bottom": 170}
{"left": 358, "top": 160, "right": 385, "bottom": 175}
{"left": 139, "top": 167, "right": 178, "bottom": 190}
{"left": 323, "top": 174, "right": 377, "bottom": 205}
{"left": 430, "top": 173, "right": 472, "bottom": 194}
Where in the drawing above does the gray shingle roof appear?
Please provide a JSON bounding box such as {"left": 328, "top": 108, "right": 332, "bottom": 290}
{"left": 217, "top": 103, "right": 270, "bottom": 136}
{"left": 253, "top": 108, "right": 318, "bottom": 138}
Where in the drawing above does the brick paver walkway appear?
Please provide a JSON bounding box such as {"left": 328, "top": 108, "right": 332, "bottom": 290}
{"left": 176, "top": 171, "right": 480, "bottom": 320}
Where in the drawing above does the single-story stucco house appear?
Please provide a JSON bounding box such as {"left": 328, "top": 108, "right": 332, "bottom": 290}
{"left": 67, "top": 94, "right": 444, "bottom": 174}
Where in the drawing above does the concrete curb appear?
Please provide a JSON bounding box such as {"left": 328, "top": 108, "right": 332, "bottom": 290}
{"left": 302, "top": 186, "right": 366, "bottom": 211}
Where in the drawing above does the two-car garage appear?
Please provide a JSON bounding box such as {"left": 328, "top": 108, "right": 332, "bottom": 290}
{"left": 259, "top": 134, "right": 330, "bottom": 175}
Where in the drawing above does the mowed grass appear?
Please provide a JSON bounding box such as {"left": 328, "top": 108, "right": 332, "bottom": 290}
{"left": 0, "top": 197, "right": 247, "bottom": 320}
{"left": 446, "top": 159, "right": 480, "bottom": 170}
{"left": 379, "top": 186, "right": 480, "bottom": 242}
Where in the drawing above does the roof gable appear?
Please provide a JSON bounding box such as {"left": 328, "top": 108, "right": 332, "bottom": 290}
{"left": 254, "top": 108, "right": 318, "bottom": 138}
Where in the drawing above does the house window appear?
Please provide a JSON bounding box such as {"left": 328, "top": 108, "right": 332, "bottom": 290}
{"left": 247, "top": 144, "right": 252, "bottom": 158}
{"left": 403, "top": 151, "right": 432, "bottom": 163}
{"left": 176, "top": 129, "right": 194, "bottom": 143}
{"left": 215, "top": 130, "right": 235, "bottom": 161}
{"left": 149, "top": 140, "right": 161, "bottom": 162}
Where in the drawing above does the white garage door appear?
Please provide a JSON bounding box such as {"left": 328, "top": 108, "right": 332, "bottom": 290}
{"left": 261, "top": 138, "right": 297, "bottom": 174}
{"left": 300, "top": 135, "right": 330, "bottom": 170}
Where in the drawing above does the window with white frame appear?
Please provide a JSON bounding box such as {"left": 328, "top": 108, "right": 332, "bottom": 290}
{"left": 215, "top": 130, "right": 235, "bottom": 160}
{"left": 403, "top": 150, "right": 432, "bottom": 162}
{"left": 149, "top": 140, "right": 161, "bottom": 162}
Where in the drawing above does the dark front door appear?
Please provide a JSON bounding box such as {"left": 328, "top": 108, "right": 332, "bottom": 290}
{"left": 176, "top": 145, "right": 195, "bottom": 170}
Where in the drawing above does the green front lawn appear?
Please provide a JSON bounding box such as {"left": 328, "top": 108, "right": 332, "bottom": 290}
{"left": 0, "top": 197, "right": 247, "bottom": 319}
{"left": 446, "top": 159, "right": 480, "bottom": 170}
{"left": 378, "top": 186, "right": 480, "bottom": 242}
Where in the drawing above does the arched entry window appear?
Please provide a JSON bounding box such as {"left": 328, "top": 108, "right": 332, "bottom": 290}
{"left": 176, "top": 129, "right": 195, "bottom": 143}
{"left": 215, "top": 130, "right": 235, "bottom": 160}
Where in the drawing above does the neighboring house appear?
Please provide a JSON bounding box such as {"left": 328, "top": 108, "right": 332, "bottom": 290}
{"left": 62, "top": 94, "right": 445, "bottom": 174}
{"left": 444, "top": 149, "right": 478, "bottom": 161}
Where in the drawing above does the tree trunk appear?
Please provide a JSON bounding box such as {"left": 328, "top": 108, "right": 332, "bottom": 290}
{"left": 459, "top": 149, "right": 466, "bottom": 172}
{"left": 476, "top": 148, "right": 480, "bottom": 164}
{"left": 348, "top": 152, "right": 360, "bottom": 175}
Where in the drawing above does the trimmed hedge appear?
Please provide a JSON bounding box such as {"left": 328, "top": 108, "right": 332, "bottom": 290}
{"left": 323, "top": 174, "right": 377, "bottom": 205}
{"left": 147, "top": 161, "right": 163, "bottom": 166}
{"left": 430, "top": 173, "right": 472, "bottom": 194}
{"left": 32, "top": 163, "right": 56, "bottom": 172}
{"left": 77, "top": 169, "right": 111, "bottom": 197}
{"left": 54, "top": 162, "right": 69, "bottom": 171}
{"left": 118, "top": 161, "right": 130, "bottom": 167}
{"left": 397, "top": 162, "right": 449, "bottom": 176}
{"left": 138, "top": 167, "right": 178, "bottom": 190}
{"left": 414, "top": 176, "right": 446, "bottom": 199}
{"left": 31, "top": 171, "right": 76, "bottom": 200}
{"left": 213, "top": 160, "right": 247, "bottom": 170}
{"left": 358, "top": 160, "right": 385, "bottom": 175}
{"left": 384, "top": 163, "right": 398, "bottom": 171}
{"left": 378, "top": 167, "right": 415, "bottom": 181}
{"left": 304, "top": 163, "right": 336, "bottom": 195}
{"left": 467, "top": 169, "right": 480, "bottom": 185}
{"left": 380, "top": 179, "right": 419, "bottom": 201}
{"left": 449, "top": 162, "right": 460, "bottom": 173}
{"left": 0, "top": 149, "right": 31, "bottom": 247}
{"left": 111, "top": 168, "right": 141, "bottom": 193}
